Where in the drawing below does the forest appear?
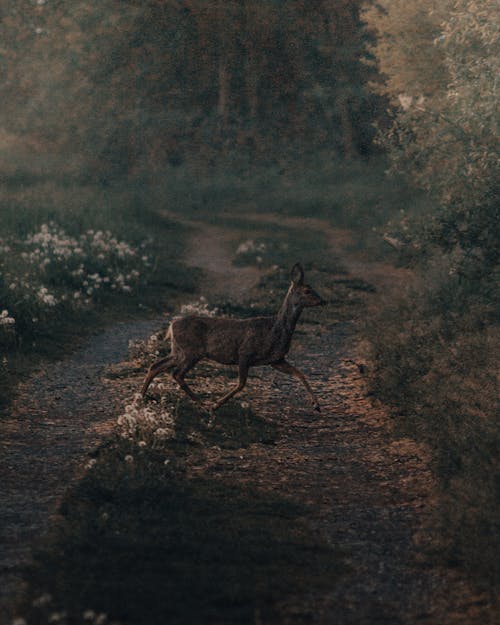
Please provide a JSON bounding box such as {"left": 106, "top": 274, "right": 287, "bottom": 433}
{"left": 0, "top": 1, "right": 498, "bottom": 623}
{"left": 1, "top": 0, "right": 385, "bottom": 174}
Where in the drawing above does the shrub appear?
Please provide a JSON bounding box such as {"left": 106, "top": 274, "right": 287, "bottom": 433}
{"left": 0, "top": 222, "right": 151, "bottom": 344}
{"left": 365, "top": 259, "right": 499, "bottom": 588}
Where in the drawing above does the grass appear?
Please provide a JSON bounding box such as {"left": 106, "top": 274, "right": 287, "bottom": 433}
{"left": 364, "top": 258, "right": 499, "bottom": 592}
{"left": 138, "top": 150, "right": 426, "bottom": 260}
{"left": 0, "top": 177, "right": 199, "bottom": 407}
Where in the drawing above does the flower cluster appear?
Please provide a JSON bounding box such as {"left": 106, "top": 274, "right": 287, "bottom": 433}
{"left": 0, "top": 222, "right": 153, "bottom": 341}
{"left": 235, "top": 239, "right": 267, "bottom": 256}
{"left": 0, "top": 309, "right": 15, "bottom": 326}
{"left": 0, "top": 238, "right": 11, "bottom": 254}
{"left": 180, "top": 296, "right": 219, "bottom": 317}
{"left": 128, "top": 330, "right": 166, "bottom": 362}
{"left": 12, "top": 598, "right": 112, "bottom": 625}
{"left": 0, "top": 309, "right": 16, "bottom": 350}
{"left": 116, "top": 392, "right": 176, "bottom": 450}
{"left": 234, "top": 237, "right": 288, "bottom": 267}
{"left": 9, "top": 223, "right": 150, "bottom": 302}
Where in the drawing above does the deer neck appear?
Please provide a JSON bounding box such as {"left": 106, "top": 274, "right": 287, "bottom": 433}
{"left": 273, "top": 288, "right": 303, "bottom": 347}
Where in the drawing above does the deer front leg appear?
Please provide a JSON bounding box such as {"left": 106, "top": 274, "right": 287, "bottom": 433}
{"left": 213, "top": 360, "right": 249, "bottom": 411}
{"left": 271, "top": 360, "right": 321, "bottom": 412}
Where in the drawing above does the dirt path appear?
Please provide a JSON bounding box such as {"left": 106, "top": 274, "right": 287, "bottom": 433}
{"left": 165, "top": 213, "right": 491, "bottom": 624}
{"left": 1, "top": 213, "right": 492, "bottom": 624}
{"left": 184, "top": 223, "right": 261, "bottom": 300}
{"left": 0, "top": 318, "right": 165, "bottom": 616}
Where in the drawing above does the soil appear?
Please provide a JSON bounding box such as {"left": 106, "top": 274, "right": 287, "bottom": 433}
{"left": 0, "top": 215, "right": 495, "bottom": 624}
{"left": 0, "top": 318, "right": 166, "bottom": 617}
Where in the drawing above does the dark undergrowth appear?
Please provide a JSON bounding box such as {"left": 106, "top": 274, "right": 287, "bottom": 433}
{"left": 141, "top": 152, "right": 425, "bottom": 260}
{"left": 365, "top": 258, "right": 499, "bottom": 594}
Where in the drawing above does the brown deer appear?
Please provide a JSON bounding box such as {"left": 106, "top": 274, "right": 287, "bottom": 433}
{"left": 141, "top": 263, "right": 326, "bottom": 411}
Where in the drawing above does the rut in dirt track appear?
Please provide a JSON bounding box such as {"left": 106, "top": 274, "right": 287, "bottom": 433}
{"left": 0, "top": 318, "right": 164, "bottom": 615}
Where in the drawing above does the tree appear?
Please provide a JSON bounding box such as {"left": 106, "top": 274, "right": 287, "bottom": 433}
{"left": 1, "top": 0, "right": 385, "bottom": 174}
{"left": 366, "top": 0, "right": 500, "bottom": 268}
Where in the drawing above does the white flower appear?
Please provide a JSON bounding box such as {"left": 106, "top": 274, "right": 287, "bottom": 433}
{"left": 37, "top": 287, "right": 57, "bottom": 306}
{"left": 154, "top": 428, "right": 170, "bottom": 439}
{"left": 398, "top": 93, "right": 414, "bottom": 111}
{"left": 236, "top": 240, "right": 255, "bottom": 255}
{"left": 0, "top": 310, "right": 15, "bottom": 326}
{"left": 32, "top": 593, "right": 52, "bottom": 607}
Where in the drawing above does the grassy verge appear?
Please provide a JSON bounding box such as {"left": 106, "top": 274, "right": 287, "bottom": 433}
{"left": 364, "top": 258, "right": 499, "bottom": 592}
{"left": 0, "top": 179, "right": 199, "bottom": 407}
{"left": 139, "top": 151, "right": 425, "bottom": 260}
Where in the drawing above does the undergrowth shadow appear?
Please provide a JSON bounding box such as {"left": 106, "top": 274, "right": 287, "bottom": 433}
{"left": 21, "top": 445, "right": 341, "bottom": 625}
{"left": 173, "top": 398, "right": 278, "bottom": 450}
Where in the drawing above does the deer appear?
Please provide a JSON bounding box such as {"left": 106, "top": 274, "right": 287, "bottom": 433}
{"left": 141, "top": 263, "right": 327, "bottom": 413}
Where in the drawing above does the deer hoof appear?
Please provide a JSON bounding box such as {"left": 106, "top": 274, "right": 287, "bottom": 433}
{"left": 205, "top": 412, "right": 216, "bottom": 429}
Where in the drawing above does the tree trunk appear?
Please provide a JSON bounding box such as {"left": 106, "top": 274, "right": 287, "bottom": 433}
{"left": 339, "top": 96, "right": 356, "bottom": 158}
{"left": 218, "top": 58, "right": 229, "bottom": 125}
{"left": 246, "top": 60, "right": 259, "bottom": 122}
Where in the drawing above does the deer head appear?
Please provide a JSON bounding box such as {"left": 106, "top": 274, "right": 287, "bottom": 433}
{"left": 289, "top": 263, "right": 327, "bottom": 308}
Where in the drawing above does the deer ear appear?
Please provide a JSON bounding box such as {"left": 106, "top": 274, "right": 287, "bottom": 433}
{"left": 290, "top": 263, "right": 304, "bottom": 286}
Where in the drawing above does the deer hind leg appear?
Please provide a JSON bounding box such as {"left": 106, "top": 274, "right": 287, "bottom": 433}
{"left": 172, "top": 359, "right": 202, "bottom": 404}
{"left": 272, "top": 360, "right": 321, "bottom": 412}
{"left": 213, "top": 360, "right": 249, "bottom": 411}
{"left": 141, "top": 355, "right": 176, "bottom": 396}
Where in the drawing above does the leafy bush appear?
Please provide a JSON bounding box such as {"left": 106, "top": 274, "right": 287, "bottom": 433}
{"left": 364, "top": 0, "right": 500, "bottom": 591}
{"left": 365, "top": 259, "right": 499, "bottom": 588}
{"left": 369, "top": 0, "right": 499, "bottom": 270}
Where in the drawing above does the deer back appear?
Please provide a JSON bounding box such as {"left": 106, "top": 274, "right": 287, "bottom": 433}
{"left": 170, "top": 315, "right": 277, "bottom": 366}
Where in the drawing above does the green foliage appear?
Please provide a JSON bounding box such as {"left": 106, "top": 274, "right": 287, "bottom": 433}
{"left": 1, "top": 0, "right": 384, "bottom": 175}
{"left": 0, "top": 222, "right": 151, "bottom": 344}
{"left": 365, "top": 0, "right": 500, "bottom": 591}
{"left": 364, "top": 0, "right": 450, "bottom": 98}
{"left": 0, "top": 176, "right": 197, "bottom": 406}
{"left": 365, "top": 262, "right": 499, "bottom": 588}
{"left": 368, "top": 0, "right": 499, "bottom": 268}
